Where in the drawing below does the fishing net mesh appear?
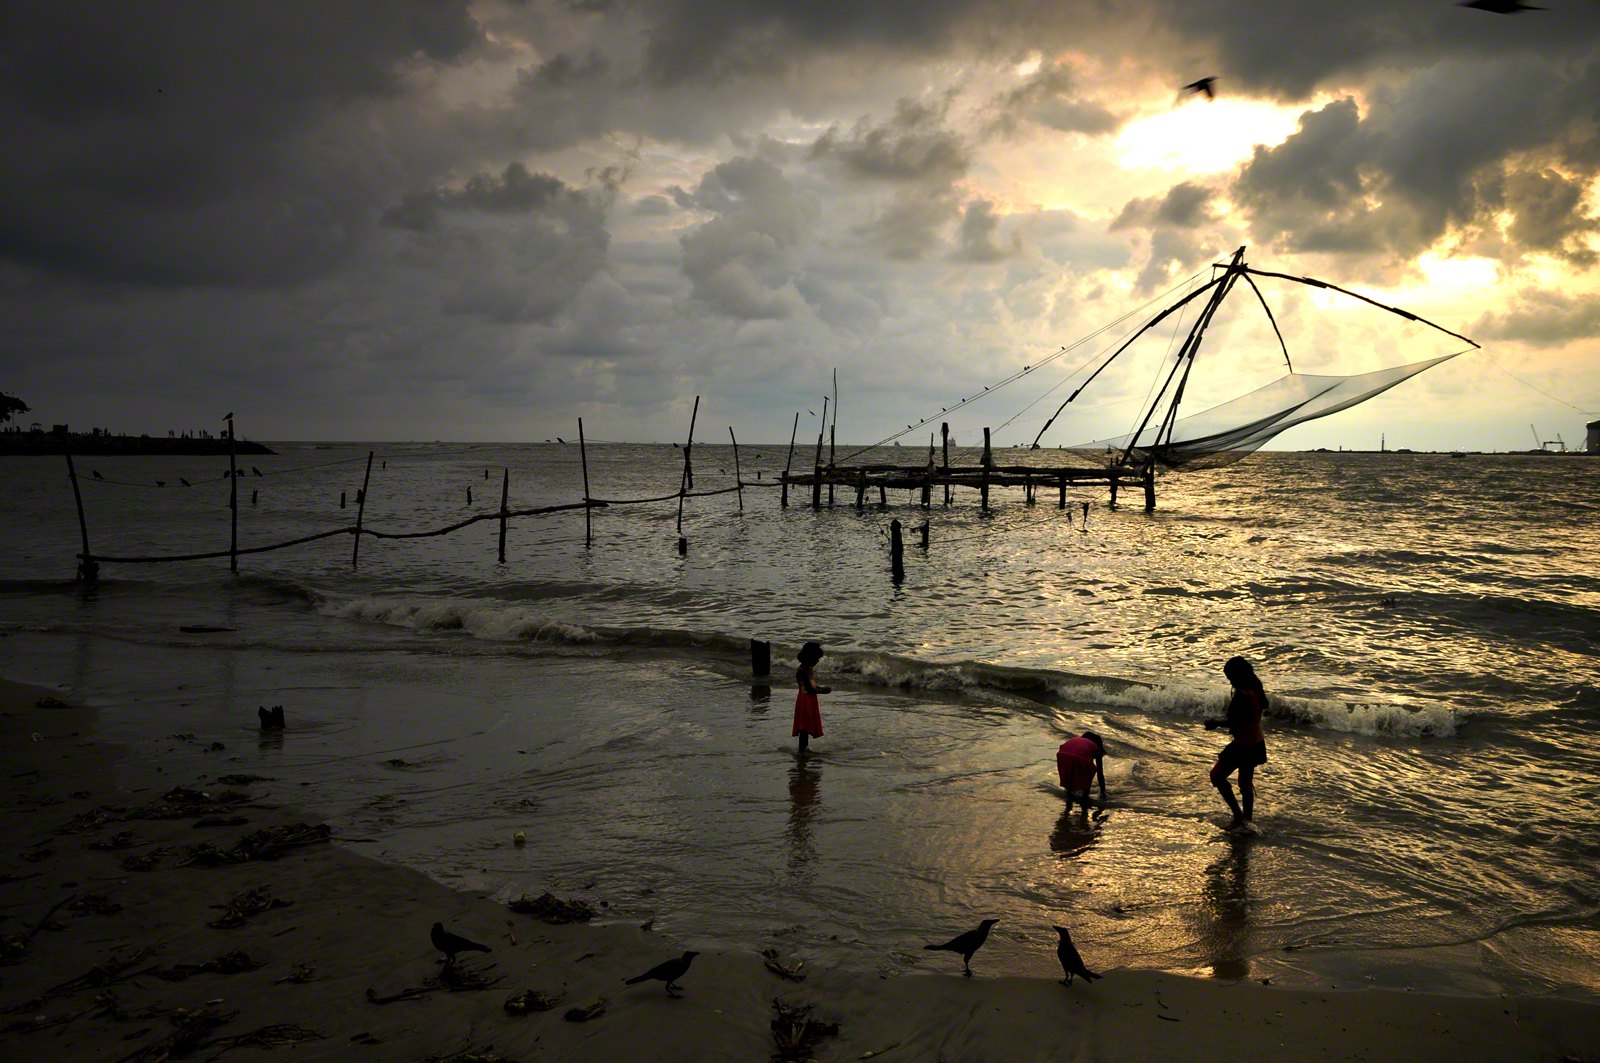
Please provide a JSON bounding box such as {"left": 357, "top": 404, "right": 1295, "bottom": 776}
{"left": 1066, "top": 353, "right": 1460, "bottom": 470}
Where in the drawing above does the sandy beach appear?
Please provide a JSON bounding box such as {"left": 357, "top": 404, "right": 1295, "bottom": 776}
{"left": 1, "top": 675, "right": 1595, "bottom": 1063}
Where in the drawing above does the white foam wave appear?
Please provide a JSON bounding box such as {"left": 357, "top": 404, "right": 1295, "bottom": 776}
{"left": 1079, "top": 680, "right": 1459, "bottom": 737}
{"left": 324, "top": 597, "right": 598, "bottom": 644}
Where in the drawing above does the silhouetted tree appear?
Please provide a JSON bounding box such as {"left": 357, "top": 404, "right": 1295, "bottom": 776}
{"left": 1, "top": 391, "right": 29, "bottom": 425}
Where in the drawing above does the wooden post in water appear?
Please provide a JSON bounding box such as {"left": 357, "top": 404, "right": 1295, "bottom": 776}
{"left": 828, "top": 368, "right": 837, "bottom": 508}
{"left": 980, "top": 427, "right": 992, "bottom": 511}
{"left": 61, "top": 428, "right": 97, "bottom": 582}
{"left": 498, "top": 468, "right": 511, "bottom": 560}
{"left": 811, "top": 396, "right": 828, "bottom": 510}
{"left": 751, "top": 639, "right": 771, "bottom": 677}
{"left": 890, "top": 518, "right": 904, "bottom": 582}
{"left": 729, "top": 427, "right": 744, "bottom": 512}
{"left": 941, "top": 422, "right": 951, "bottom": 505}
{"left": 855, "top": 475, "right": 865, "bottom": 510}
{"left": 352, "top": 450, "right": 374, "bottom": 568}
{"left": 917, "top": 521, "right": 929, "bottom": 550}
{"left": 1059, "top": 473, "right": 1066, "bottom": 509}
{"left": 1144, "top": 463, "right": 1156, "bottom": 512}
{"left": 878, "top": 484, "right": 886, "bottom": 506}
{"left": 677, "top": 397, "right": 699, "bottom": 535}
{"left": 579, "top": 418, "right": 592, "bottom": 549}
{"left": 781, "top": 412, "right": 798, "bottom": 508}
{"left": 1109, "top": 472, "right": 1119, "bottom": 507}
{"left": 227, "top": 413, "right": 238, "bottom": 569}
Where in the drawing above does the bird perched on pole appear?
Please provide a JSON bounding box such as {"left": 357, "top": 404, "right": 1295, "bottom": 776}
{"left": 1182, "top": 76, "right": 1218, "bottom": 100}
{"left": 431, "top": 922, "right": 491, "bottom": 965}
{"left": 223, "top": 411, "right": 233, "bottom": 420}
{"left": 92, "top": 470, "right": 103, "bottom": 480}
{"left": 623, "top": 950, "right": 698, "bottom": 996}
{"left": 924, "top": 919, "right": 998, "bottom": 976}
{"left": 1053, "top": 926, "right": 1101, "bottom": 986}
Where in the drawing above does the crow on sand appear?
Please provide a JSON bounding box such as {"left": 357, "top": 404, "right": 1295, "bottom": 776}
{"left": 624, "top": 950, "right": 698, "bottom": 996}
{"left": 431, "top": 922, "right": 492, "bottom": 965}
{"left": 924, "top": 919, "right": 998, "bottom": 976}
{"left": 1053, "top": 925, "right": 1102, "bottom": 986}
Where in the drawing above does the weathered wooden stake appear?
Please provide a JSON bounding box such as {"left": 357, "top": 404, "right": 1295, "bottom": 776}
{"left": 918, "top": 521, "right": 929, "bottom": 549}
{"left": 678, "top": 536, "right": 687, "bottom": 556}
{"left": 227, "top": 415, "right": 238, "bottom": 572}
{"left": 61, "top": 429, "right": 97, "bottom": 582}
{"left": 890, "top": 518, "right": 904, "bottom": 582}
{"left": 729, "top": 426, "right": 744, "bottom": 512}
{"left": 499, "top": 468, "right": 511, "bottom": 561}
{"left": 855, "top": 478, "right": 866, "bottom": 510}
{"left": 751, "top": 639, "right": 771, "bottom": 677}
{"left": 340, "top": 491, "right": 346, "bottom": 509}
{"left": 980, "top": 427, "right": 991, "bottom": 511}
{"left": 351, "top": 450, "right": 374, "bottom": 568}
{"left": 579, "top": 417, "right": 592, "bottom": 549}
{"left": 1109, "top": 473, "right": 1119, "bottom": 507}
{"left": 677, "top": 397, "right": 699, "bottom": 534}
{"left": 1144, "top": 464, "right": 1156, "bottom": 512}
{"left": 878, "top": 484, "right": 886, "bottom": 505}
{"left": 252, "top": 489, "right": 258, "bottom": 505}
{"left": 1058, "top": 474, "right": 1066, "bottom": 509}
{"left": 812, "top": 395, "right": 828, "bottom": 510}
{"left": 829, "top": 368, "right": 837, "bottom": 507}
{"left": 781, "top": 411, "right": 798, "bottom": 508}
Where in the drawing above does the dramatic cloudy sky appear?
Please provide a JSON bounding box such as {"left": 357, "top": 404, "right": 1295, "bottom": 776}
{"left": 3, "top": 0, "right": 1598, "bottom": 450}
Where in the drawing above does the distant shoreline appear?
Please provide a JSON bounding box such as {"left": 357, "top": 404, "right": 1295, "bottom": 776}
{"left": 0, "top": 432, "right": 275, "bottom": 456}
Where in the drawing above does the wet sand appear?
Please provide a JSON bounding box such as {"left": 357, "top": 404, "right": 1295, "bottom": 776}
{"left": 2, "top": 675, "right": 1596, "bottom": 1062}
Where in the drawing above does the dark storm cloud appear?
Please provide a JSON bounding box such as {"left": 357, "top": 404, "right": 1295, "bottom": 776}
{"left": 382, "top": 162, "right": 604, "bottom": 232}
{"left": 1231, "top": 53, "right": 1600, "bottom": 267}
{"left": 1473, "top": 290, "right": 1600, "bottom": 348}
{"left": 952, "top": 200, "right": 1018, "bottom": 263}
{"left": 808, "top": 98, "right": 970, "bottom": 185}
{"left": 1111, "top": 182, "right": 1218, "bottom": 231}
{"left": 0, "top": 1, "right": 483, "bottom": 287}
{"left": 677, "top": 156, "right": 814, "bottom": 319}
{"left": 986, "top": 62, "right": 1122, "bottom": 138}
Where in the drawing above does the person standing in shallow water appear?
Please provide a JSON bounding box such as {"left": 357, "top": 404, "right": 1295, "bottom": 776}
{"left": 1056, "top": 731, "right": 1106, "bottom": 812}
{"left": 1204, "top": 656, "right": 1268, "bottom": 831}
{"left": 793, "top": 642, "right": 830, "bottom": 755}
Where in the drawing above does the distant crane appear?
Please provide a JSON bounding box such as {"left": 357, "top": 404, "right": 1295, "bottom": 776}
{"left": 1530, "top": 424, "right": 1567, "bottom": 453}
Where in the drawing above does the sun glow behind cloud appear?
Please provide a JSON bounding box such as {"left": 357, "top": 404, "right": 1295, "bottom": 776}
{"left": 1114, "top": 98, "right": 1308, "bottom": 174}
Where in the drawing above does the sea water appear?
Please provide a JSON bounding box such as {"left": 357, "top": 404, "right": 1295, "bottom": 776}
{"left": 1, "top": 443, "right": 1596, "bottom": 997}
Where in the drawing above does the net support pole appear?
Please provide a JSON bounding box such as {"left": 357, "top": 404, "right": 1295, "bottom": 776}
{"left": 1144, "top": 464, "right": 1156, "bottom": 512}
{"left": 62, "top": 428, "right": 97, "bottom": 582}
{"left": 676, "top": 396, "right": 699, "bottom": 535}
{"left": 227, "top": 414, "right": 238, "bottom": 572}
{"left": 579, "top": 418, "right": 592, "bottom": 549}
{"left": 812, "top": 396, "right": 827, "bottom": 510}
{"left": 352, "top": 449, "right": 374, "bottom": 568}
{"left": 781, "top": 411, "right": 798, "bottom": 508}
{"left": 729, "top": 426, "right": 744, "bottom": 512}
{"left": 941, "top": 423, "right": 951, "bottom": 506}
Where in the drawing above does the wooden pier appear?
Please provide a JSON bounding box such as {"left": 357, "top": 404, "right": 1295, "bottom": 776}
{"left": 780, "top": 425, "right": 1157, "bottom": 512}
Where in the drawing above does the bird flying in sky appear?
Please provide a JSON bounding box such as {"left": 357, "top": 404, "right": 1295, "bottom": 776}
{"left": 1182, "top": 76, "right": 1218, "bottom": 100}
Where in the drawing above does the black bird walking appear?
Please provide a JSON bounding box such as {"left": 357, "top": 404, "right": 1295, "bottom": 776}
{"left": 180, "top": 478, "right": 191, "bottom": 487}
{"left": 92, "top": 470, "right": 103, "bottom": 480}
{"left": 431, "top": 922, "right": 491, "bottom": 965}
{"left": 1182, "top": 76, "right": 1218, "bottom": 100}
{"left": 252, "top": 466, "right": 262, "bottom": 477}
{"left": 924, "top": 919, "right": 998, "bottom": 975}
{"left": 624, "top": 950, "right": 698, "bottom": 995}
{"left": 1053, "top": 925, "right": 1101, "bottom": 986}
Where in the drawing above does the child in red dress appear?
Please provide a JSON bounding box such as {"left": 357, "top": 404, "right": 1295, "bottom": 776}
{"left": 793, "top": 642, "right": 830, "bottom": 755}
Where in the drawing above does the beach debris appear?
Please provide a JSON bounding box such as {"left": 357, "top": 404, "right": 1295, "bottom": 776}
{"left": 502, "top": 988, "right": 561, "bottom": 1015}
{"left": 132, "top": 786, "right": 251, "bottom": 820}
{"left": 432, "top": 922, "right": 493, "bottom": 965}
{"left": 770, "top": 998, "right": 839, "bottom": 1061}
{"left": 507, "top": 892, "right": 594, "bottom": 924}
{"left": 199, "top": 1022, "right": 324, "bottom": 1056}
{"left": 207, "top": 885, "right": 293, "bottom": 929}
{"left": 512, "top": 830, "right": 525, "bottom": 846}
{"left": 273, "top": 963, "right": 317, "bottom": 985}
{"left": 383, "top": 758, "right": 414, "bottom": 768}
{"left": 87, "top": 828, "right": 140, "bottom": 849}
{"left": 858, "top": 1044, "right": 901, "bottom": 1060}
{"left": 117, "top": 1006, "right": 238, "bottom": 1063}
{"left": 21, "top": 845, "right": 54, "bottom": 862}
{"left": 192, "top": 815, "right": 250, "bottom": 828}
{"left": 207, "top": 742, "right": 226, "bottom": 751}
{"left": 153, "top": 950, "right": 262, "bottom": 980}
{"left": 639, "top": 915, "right": 655, "bottom": 931}
{"left": 0, "top": 933, "right": 28, "bottom": 964}
{"left": 69, "top": 789, "right": 91, "bottom": 798}
{"left": 351, "top": 1032, "right": 381, "bottom": 1045}
{"left": 67, "top": 894, "right": 123, "bottom": 915}
{"left": 366, "top": 985, "right": 433, "bottom": 1005}
{"left": 420, "top": 1050, "right": 519, "bottom": 1063}
{"left": 563, "top": 997, "right": 608, "bottom": 1022}
{"left": 764, "top": 958, "right": 807, "bottom": 982}
{"left": 44, "top": 945, "right": 158, "bottom": 997}
{"left": 505, "top": 920, "right": 516, "bottom": 945}
{"left": 169, "top": 733, "right": 194, "bottom": 742}
{"left": 214, "top": 774, "right": 274, "bottom": 786}
{"left": 35, "top": 696, "right": 69, "bottom": 708}
{"left": 121, "top": 845, "right": 189, "bottom": 872}
{"left": 436, "top": 961, "right": 501, "bottom": 991}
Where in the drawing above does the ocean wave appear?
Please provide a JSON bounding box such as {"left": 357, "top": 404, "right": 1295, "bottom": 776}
{"left": 322, "top": 596, "right": 1461, "bottom": 737}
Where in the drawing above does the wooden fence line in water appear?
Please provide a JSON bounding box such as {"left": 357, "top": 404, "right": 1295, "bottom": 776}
{"left": 60, "top": 402, "right": 1134, "bottom": 580}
